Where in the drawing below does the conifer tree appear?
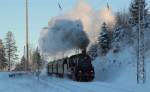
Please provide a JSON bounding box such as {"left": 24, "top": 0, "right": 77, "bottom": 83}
{"left": 0, "top": 39, "right": 7, "bottom": 70}
{"left": 98, "top": 23, "right": 111, "bottom": 55}
{"left": 129, "top": 0, "right": 148, "bottom": 26}
{"left": 20, "top": 55, "right": 26, "bottom": 70}
{"left": 32, "top": 47, "right": 42, "bottom": 71}
{"left": 5, "top": 31, "right": 18, "bottom": 71}
{"left": 88, "top": 43, "right": 98, "bottom": 60}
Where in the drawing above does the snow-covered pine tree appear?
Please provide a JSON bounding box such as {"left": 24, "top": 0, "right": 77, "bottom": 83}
{"left": 5, "top": 31, "right": 18, "bottom": 71}
{"left": 98, "top": 22, "right": 111, "bottom": 55}
{"left": 129, "top": 0, "right": 148, "bottom": 26}
{"left": 14, "top": 55, "right": 25, "bottom": 71}
{"left": 20, "top": 55, "right": 26, "bottom": 70}
{"left": 32, "top": 47, "right": 42, "bottom": 71}
{"left": 88, "top": 43, "right": 98, "bottom": 61}
{"left": 115, "top": 11, "right": 130, "bottom": 28}
{"left": 0, "top": 39, "right": 7, "bottom": 70}
{"left": 112, "top": 26, "right": 122, "bottom": 53}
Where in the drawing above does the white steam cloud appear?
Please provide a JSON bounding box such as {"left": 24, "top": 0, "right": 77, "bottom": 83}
{"left": 39, "top": 0, "right": 116, "bottom": 55}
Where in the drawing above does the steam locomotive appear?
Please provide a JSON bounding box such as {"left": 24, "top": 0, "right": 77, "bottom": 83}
{"left": 47, "top": 49, "right": 95, "bottom": 81}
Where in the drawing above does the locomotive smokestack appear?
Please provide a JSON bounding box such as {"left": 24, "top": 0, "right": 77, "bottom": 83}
{"left": 81, "top": 48, "right": 86, "bottom": 55}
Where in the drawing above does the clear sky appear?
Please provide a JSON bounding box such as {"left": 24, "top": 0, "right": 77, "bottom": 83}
{"left": 0, "top": 0, "right": 149, "bottom": 60}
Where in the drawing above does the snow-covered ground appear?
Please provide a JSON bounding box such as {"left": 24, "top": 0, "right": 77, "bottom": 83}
{"left": 0, "top": 70, "right": 149, "bottom": 92}
{"left": 93, "top": 46, "right": 150, "bottom": 92}
{"left": 0, "top": 72, "right": 134, "bottom": 92}
{"left": 0, "top": 72, "right": 148, "bottom": 92}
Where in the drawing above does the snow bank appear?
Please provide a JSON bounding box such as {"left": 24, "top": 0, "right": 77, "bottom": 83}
{"left": 93, "top": 44, "right": 150, "bottom": 91}
{"left": 93, "top": 46, "right": 136, "bottom": 82}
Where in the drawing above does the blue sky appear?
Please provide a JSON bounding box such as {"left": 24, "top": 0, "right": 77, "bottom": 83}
{"left": 0, "top": 0, "right": 149, "bottom": 59}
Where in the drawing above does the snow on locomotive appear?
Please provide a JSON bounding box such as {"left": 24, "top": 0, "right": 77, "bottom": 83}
{"left": 47, "top": 49, "right": 95, "bottom": 81}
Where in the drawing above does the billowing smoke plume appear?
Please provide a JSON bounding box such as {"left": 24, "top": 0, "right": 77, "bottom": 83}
{"left": 39, "top": 0, "right": 116, "bottom": 55}
{"left": 39, "top": 19, "right": 89, "bottom": 55}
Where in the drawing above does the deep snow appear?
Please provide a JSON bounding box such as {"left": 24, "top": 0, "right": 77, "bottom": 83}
{"left": 0, "top": 70, "right": 149, "bottom": 92}
{"left": 0, "top": 72, "right": 133, "bottom": 92}
{"left": 92, "top": 46, "right": 150, "bottom": 92}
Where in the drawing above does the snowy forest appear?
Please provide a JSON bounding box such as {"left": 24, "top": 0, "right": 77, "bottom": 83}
{"left": 0, "top": 0, "right": 150, "bottom": 92}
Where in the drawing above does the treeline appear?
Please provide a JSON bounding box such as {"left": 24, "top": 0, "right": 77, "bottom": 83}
{"left": 0, "top": 31, "right": 45, "bottom": 72}
{"left": 0, "top": 31, "right": 18, "bottom": 71}
{"left": 15, "top": 47, "right": 45, "bottom": 72}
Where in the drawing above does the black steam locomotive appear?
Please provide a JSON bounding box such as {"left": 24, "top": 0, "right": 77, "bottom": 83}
{"left": 47, "top": 49, "right": 95, "bottom": 81}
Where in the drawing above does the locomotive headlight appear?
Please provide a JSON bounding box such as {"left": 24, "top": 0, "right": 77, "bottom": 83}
{"left": 78, "top": 70, "right": 82, "bottom": 73}
{"left": 91, "top": 70, "right": 93, "bottom": 73}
